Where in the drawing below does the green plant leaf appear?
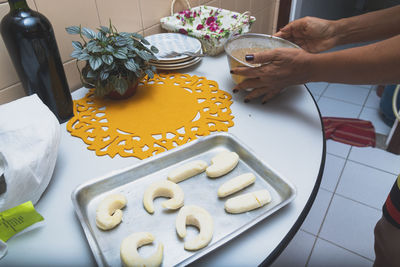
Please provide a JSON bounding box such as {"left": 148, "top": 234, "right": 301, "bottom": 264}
{"left": 114, "top": 36, "right": 127, "bottom": 46}
{"left": 99, "top": 26, "right": 110, "bottom": 34}
{"left": 103, "top": 62, "right": 116, "bottom": 72}
{"left": 86, "top": 70, "right": 97, "bottom": 79}
{"left": 120, "top": 32, "right": 132, "bottom": 38}
{"left": 100, "top": 71, "right": 109, "bottom": 81}
{"left": 86, "top": 40, "right": 97, "bottom": 51}
{"left": 150, "top": 46, "right": 159, "bottom": 53}
{"left": 131, "top": 32, "right": 149, "bottom": 44}
{"left": 105, "top": 45, "right": 114, "bottom": 53}
{"left": 127, "top": 44, "right": 136, "bottom": 51}
{"left": 70, "top": 50, "right": 82, "bottom": 59}
{"left": 72, "top": 41, "right": 83, "bottom": 50}
{"left": 118, "top": 47, "right": 128, "bottom": 54}
{"left": 101, "top": 55, "right": 113, "bottom": 65}
{"left": 65, "top": 26, "right": 81, "bottom": 35}
{"left": 113, "top": 49, "right": 128, "bottom": 59}
{"left": 92, "top": 45, "right": 103, "bottom": 53}
{"left": 78, "top": 52, "right": 90, "bottom": 61}
{"left": 97, "top": 31, "right": 107, "bottom": 42}
{"left": 141, "top": 38, "right": 150, "bottom": 45}
{"left": 81, "top": 27, "right": 96, "bottom": 39}
{"left": 134, "top": 69, "right": 142, "bottom": 78}
{"left": 124, "top": 59, "right": 137, "bottom": 72}
{"left": 145, "top": 69, "right": 154, "bottom": 79}
{"left": 89, "top": 56, "right": 103, "bottom": 70}
{"left": 112, "top": 77, "right": 128, "bottom": 95}
{"left": 131, "top": 32, "right": 142, "bottom": 39}
{"left": 136, "top": 50, "right": 150, "bottom": 61}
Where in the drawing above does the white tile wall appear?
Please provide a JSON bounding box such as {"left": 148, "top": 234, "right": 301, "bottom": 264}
{"left": 273, "top": 80, "right": 400, "bottom": 266}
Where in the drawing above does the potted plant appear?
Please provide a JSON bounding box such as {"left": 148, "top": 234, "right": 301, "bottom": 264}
{"left": 66, "top": 21, "right": 159, "bottom": 99}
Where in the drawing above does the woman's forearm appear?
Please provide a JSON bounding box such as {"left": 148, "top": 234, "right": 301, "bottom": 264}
{"left": 310, "top": 34, "right": 400, "bottom": 84}
{"left": 333, "top": 5, "right": 400, "bottom": 45}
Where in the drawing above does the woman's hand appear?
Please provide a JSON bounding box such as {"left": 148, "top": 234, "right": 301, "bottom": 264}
{"left": 231, "top": 48, "right": 312, "bottom": 103}
{"left": 275, "top": 16, "right": 338, "bottom": 53}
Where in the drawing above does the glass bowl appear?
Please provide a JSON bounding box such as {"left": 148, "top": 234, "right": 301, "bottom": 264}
{"left": 224, "top": 33, "right": 299, "bottom": 84}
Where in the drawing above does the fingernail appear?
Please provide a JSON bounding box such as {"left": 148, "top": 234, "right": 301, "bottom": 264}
{"left": 230, "top": 70, "right": 234, "bottom": 74}
{"left": 244, "top": 98, "right": 250, "bottom": 103}
{"left": 245, "top": 54, "right": 254, "bottom": 61}
{"left": 233, "top": 89, "right": 238, "bottom": 93}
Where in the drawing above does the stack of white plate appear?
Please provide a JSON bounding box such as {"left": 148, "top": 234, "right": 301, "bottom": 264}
{"left": 145, "top": 33, "right": 203, "bottom": 70}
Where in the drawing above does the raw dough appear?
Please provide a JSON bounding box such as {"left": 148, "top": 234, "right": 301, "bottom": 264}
{"left": 120, "top": 232, "right": 163, "bottom": 267}
{"left": 224, "top": 190, "right": 271, "bottom": 214}
{"left": 143, "top": 180, "right": 184, "bottom": 214}
{"left": 218, "top": 173, "right": 256, "bottom": 197}
{"left": 95, "top": 193, "right": 127, "bottom": 230}
{"left": 206, "top": 151, "right": 239, "bottom": 178}
{"left": 167, "top": 160, "right": 208, "bottom": 183}
{"left": 175, "top": 205, "right": 213, "bottom": 251}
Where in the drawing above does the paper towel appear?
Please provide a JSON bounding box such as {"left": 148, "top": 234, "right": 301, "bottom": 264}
{"left": 0, "top": 94, "right": 60, "bottom": 211}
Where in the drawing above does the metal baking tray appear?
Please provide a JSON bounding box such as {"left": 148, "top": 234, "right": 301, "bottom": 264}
{"left": 72, "top": 132, "right": 296, "bottom": 266}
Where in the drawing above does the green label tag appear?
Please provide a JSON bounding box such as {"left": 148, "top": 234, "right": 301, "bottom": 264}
{"left": 0, "top": 201, "right": 44, "bottom": 242}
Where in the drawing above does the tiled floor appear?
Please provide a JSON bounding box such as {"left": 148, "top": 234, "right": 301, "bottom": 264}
{"left": 271, "top": 83, "right": 400, "bottom": 267}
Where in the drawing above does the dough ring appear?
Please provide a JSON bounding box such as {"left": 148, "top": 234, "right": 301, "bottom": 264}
{"left": 120, "top": 232, "right": 163, "bottom": 267}
{"left": 175, "top": 205, "right": 213, "bottom": 251}
{"left": 143, "top": 180, "right": 184, "bottom": 214}
{"left": 95, "top": 193, "right": 127, "bottom": 230}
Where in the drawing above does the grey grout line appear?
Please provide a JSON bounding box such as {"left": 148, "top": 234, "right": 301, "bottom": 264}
{"left": 319, "top": 83, "right": 330, "bottom": 96}
{"left": 305, "top": 144, "right": 353, "bottom": 266}
{"left": 357, "top": 87, "right": 374, "bottom": 119}
{"left": 346, "top": 158, "right": 399, "bottom": 176}
{"left": 316, "top": 236, "right": 375, "bottom": 262}
{"left": 304, "top": 232, "right": 319, "bottom": 266}
{"left": 301, "top": 228, "right": 317, "bottom": 237}
{"left": 326, "top": 151, "right": 349, "bottom": 160}
{"left": 363, "top": 86, "right": 374, "bottom": 108}
{"left": 311, "top": 93, "right": 321, "bottom": 102}
{"left": 333, "top": 191, "right": 382, "bottom": 212}
{"left": 320, "top": 94, "right": 365, "bottom": 108}
{"left": 301, "top": 229, "right": 374, "bottom": 263}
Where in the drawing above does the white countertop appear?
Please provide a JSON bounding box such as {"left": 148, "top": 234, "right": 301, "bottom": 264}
{"left": 2, "top": 54, "right": 325, "bottom": 266}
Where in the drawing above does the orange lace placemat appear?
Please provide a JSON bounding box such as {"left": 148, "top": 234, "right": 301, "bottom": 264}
{"left": 67, "top": 73, "right": 234, "bottom": 159}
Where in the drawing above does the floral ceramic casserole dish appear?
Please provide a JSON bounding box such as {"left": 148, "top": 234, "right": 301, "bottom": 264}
{"left": 160, "top": 3, "right": 255, "bottom": 56}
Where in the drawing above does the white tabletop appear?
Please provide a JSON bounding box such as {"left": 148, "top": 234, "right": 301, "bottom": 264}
{"left": 2, "top": 54, "right": 325, "bottom": 266}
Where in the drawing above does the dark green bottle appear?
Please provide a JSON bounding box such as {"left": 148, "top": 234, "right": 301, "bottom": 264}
{"left": 0, "top": 0, "right": 73, "bottom": 123}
